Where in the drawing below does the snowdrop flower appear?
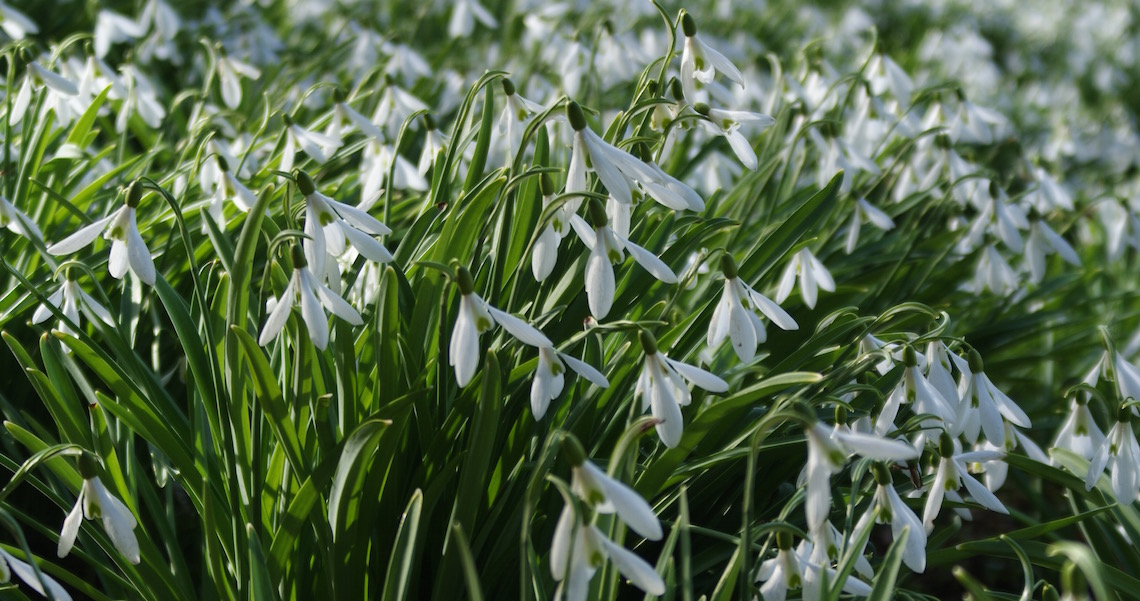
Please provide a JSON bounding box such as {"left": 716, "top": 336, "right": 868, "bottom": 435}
{"left": 297, "top": 171, "right": 392, "bottom": 274}
{"left": 417, "top": 114, "right": 448, "bottom": 175}
{"left": 550, "top": 504, "right": 665, "bottom": 601}
{"left": 876, "top": 347, "right": 956, "bottom": 437}
{"left": 775, "top": 248, "right": 835, "bottom": 309}
{"left": 844, "top": 198, "right": 895, "bottom": 254}
{"left": 0, "top": 547, "right": 72, "bottom": 601}
{"left": 973, "top": 242, "right": 1018, "bottom": 296}
{"left": 855, "top": 463, "right": 927, "bottom": 573}
{"left": 1085, "top": 404, "right": 1140, "bottom": 501}
{"left": 281, "top": 115, "right": 341, "bottom": 174}
{"left": 949, "top": 99, "right": 1009, "bottom": 145}
{"left": 0, "top": 3, "right": 39, "bottom": 39}
{"left": 58, "top": 453, "right": 140, "bottom": 564}
{"left": 565, "top": 101, "right": 703, "bottom": 211}
{"left": 922, "top": 432, "right": 1007, "bottom": 533}
{"left": 449, "top": 265, "right": 552, "bottom": 386}
{"left": 372, "top": 77, "right": 428, "bottom": 140}
{"left": 693, "top": 102, "right": 774, "bottom": 170}
{"left": 1052, "top": 395, "right": 1105, "bottom": 462}
{"left": 115, "top": 65, "right": 166, "bottom": 133}
{"left": 571, "top": 200, "right": 677, "bottom": 320}
{"left": 361, "top": 140, "right": 428, "bottom": 202}
{"left": 32, "top": 272, "right": 115, "bottom": 340}
{"left": 956, "top": 350, "right": 1031, "bottom": 447}
{"left": 216, "top": 53, "right": 261, "bottom": 110}
{"left": 635, "top": 330, "right": 728, "bottom": 447}
{"left": 707, "top": 254, "right": 797, "bottom": 362}
{"left": 1028, "top": 166, "right": 1073, "bottom": 212}
{"left": 498, "top": 78, "right": 545, "bottom": 164}
{"left": 47, "top": 182, "right": 156, "bottom": 285}
{"left": 448, "top": 0, "right": 497, "bottom": 38}
{"left": 926, "top": 341, "right": 967, "bottom": 410}
{"left": 531, "top": 347, "right": 608, "bottom": 419}
{"left": 800, "top": 536, "right": 873, "bottom": 601}
{"left": 532, "top": 174, "right": 570, "bottom": 282}
{"left": 800, "top": 405, "right": 920, "bottom": 533}
{"left": 10, "top": 61, "right": 79, "bottom": 126}
{"left": 980, "top": 423, "right": 1048, "bottom": 491}
{"left": 563, "top": 435, "right": 662, "bottom": 540}
{"left": 0, "top": 195, "right": 42, "bottom": 241}
{"left": 756, "top": 532, "right": 806, "bottom": 601}
{"left": 202, "top": 155, "right": 256, "bottom": 230}
{"left": 1025, "top": 216, "right": 1081, "bottom": 283}
{"left": 327, "top": 89, "right": 384, "bottom": 141}
{"left": 259, "top": 245, "right": 362, "bottom": 350}
{"left": 679, "top": 14, "right": 744, "bottom": 101}
{"left": 94, "top": 10, "right": 145, "bottom": 58}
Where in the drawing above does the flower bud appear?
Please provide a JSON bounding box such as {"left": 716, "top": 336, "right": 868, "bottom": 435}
{"left": 125, "top": 180, "right": 144, "bottom": 208}
{"left": 938, "top": 431, "right": 955, "bottom": 457}
{"left": 540, "top": 173, "right": 556, "bottom": 197}
{"left": 562, "top": 434, "right": 586, "bottom": 467}
{"left": 289, "top": 244, "right": 307, "bottom": 270}
{"left": 587, "top": 198, "right": 608, "bottom": 228}
{"left": 872, "top": 463, "right": 892, "bottom": 486}
{"left": 501, "top": 77, "right": 516, "bottom": 96}
{"left": 903, "top": 346, "right": 917, "bottom": 367}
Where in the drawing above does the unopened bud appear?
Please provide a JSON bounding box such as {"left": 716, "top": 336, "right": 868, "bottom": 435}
{"left": 296, "top": 170, "right": 316, "bottom": 196}
{"left": 639, "top": 330, "right": 659, "bottom": 356}
{"left": 720, "top": 254, "right": 738, "bottom": 279}
{"left": 567, "top": 101, "right": 587, "bottom": 131}
{"left": 456, "top": 266, "right": 476, "bottom": 295}
{"left": 681, "top": 13, "right": 697, "bottom": 37}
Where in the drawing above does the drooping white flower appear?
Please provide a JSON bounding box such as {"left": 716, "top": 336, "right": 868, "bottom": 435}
{"left": 114, "top": 65, "right": 166, "bottom": 133}
{"left": 570, "top": 201, "right": 677, "bottom": 320}
{"left": 58, "top": 454, "right": 140, "bottom": 564}
{"left": 799, "top": 536, "right": 873, "bottom": 601}
{"left": 0, "top": 195, "right": 42, "bottom": 241}
{"left": 531, "top": 347, "right": 609, "bottom": 419}
{"left": 845, "top": 198, "right": 895, "bottom": 254}
{"left": 756, "top": 532, "right": 806, "bottom": 601}
{"left": 876, "top": 346, "right": 956, "bottom": 437}
{"left": 707, "top": 254, "right": 797, "bottom": 362}
{"left": 980, "top": 423, "right": 1048, "bottom": 491}
{"left": 562, "top": 435, "right": 662, "bottom": 541}
{"left": 922, "top": 433, "right": 1007, "bottom": 533}
{"left": 532, "top": 174, "right": 571, "bottom": 282}
{"left": 1085, "top": 406, "right": 1140, "bottom": 501}
{"left": 216, "top": 54, "right": 261, "bottom": 110}
{"left": 280, "top": 115, "right": 342, "bottom": 174}
{"left": 201, "top": 154, "right": 256, "bottom": 230}
{"left": 1052, "top": 396, "right": 1105, "bottom": 462}
{"left": 854, "top": 463, "right": 927, "bottom": 573}
{"left": 93, "top": 10, "right": 145, "bottom": 58}
{"left": 296, "top": 171, "right": 392, "bottom": 275}
{"left": 9, "top": 61, "right": 79, "bottom": 127}
{"left": 0, "top": 547, "right": 72, "bottom": 601}
{"left": 973, "top": 243, "right": 1018, "bottom": 296}
{"left": 448, "top": 0, "right": 497, "bottom": 38}
{"left": 926, "top": 341, "right": 968, "bottom": 411}
{"left": 47, "top": 182, "right": 156, "bottom": 285}
{"left": 678, "top": 14, "right": 744, "bottom": 101}
{"left": 775, "top": 248, "right": 835, "bottom": 309}
{"left": 327, "top": 90, "right": 384, "bottom": 141}
{"left": 0, "top": 2, "right": 39, "bottom": 39}
{"left": 259, "top": 245, "right": 363, "bottom": 350}
{"left": 565, "top": 101, "right": 703, "bottom": 211}
{"left": 801, "top": 412, "right": 920, "bottom": 533}
{"left": 32, "top": 274, "right": 115, "bottom": 340}
{"left": 1024, "top": 217, "right": 1081, "bottom": 283}
{"left": 955, "top": 349, "right": 1031, "bottom": 447}
{"left": 417, "top": 114, "right": 448, "bottom": 175}
{"left": 693, "top": 103, "right": 774, "bottom": 170}
{"left": 449, "top": 266, "right": 552, "bottom": 387}
{"left": 372, "top": 77, "right": 428, "bottom": 140}
{"left": 634, "top": 331, "right": 728, "bottom": 447}
{"left": 498, "top": 78, "right": 546, "bottom": 164}
{"left": 550, "top": 504, "right": 665, "bottom": 601}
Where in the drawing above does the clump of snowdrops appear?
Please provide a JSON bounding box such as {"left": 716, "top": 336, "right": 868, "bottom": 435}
{"left": 1, "top": 1, "right": 1140, "bottom": 600}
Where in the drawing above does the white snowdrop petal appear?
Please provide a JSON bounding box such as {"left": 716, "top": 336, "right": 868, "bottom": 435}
{"left": 126, "top": 211, "right": 155, "bottom": 284}
{"left": 583, "top": 462, "right": 661, "bottom": 541}
{"left": 833, "top": 429, "right": 920, "bottom": 461}
{"left": 299, "top": 276, "right": 329, "bottom": 349}
{"left": 450, "top": 299, "right": 481, "bottom": 387}
{"left": 558, "top": 352, "right": 609, "bottom": 388}
{"left": 747, "top": 288, "right": 798, "bottom": 330}
{"left": 664, "top": 356, "right": 728, "bottom": 392}
{"left": 47, "top": 215, "right": 114, "bottom": 255}
{"left": 485, "top": 305, "right": 552, "bottom": 347}
{"left": 622, "top": 238, "right": 677, "bottom": 283}
{"left": 585, "top": 243, "right": 615, "bottom": 319}
{"left": 594, "top": 530, "right": 666, "bottom": 595}
{"left": 568, "top": 214, "right": 596, "bottom": 250}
